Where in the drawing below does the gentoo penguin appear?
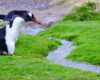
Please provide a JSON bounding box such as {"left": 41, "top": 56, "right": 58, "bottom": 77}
{"left": 0, "top": 10, "right": 40, "bottom": 56}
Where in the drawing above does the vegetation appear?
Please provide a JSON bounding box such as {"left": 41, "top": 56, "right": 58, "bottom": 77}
{"left": 37, "top": 2, "right": 100, "bottom": 64}
{"left": 37, "top": 21, "right": 100, "bottom": 64}
{"left": 87, "top": 1, "right": 96, "bottom": 10}
{"left": 0, "top": 34, "right": 100, "bottom": 80}
{"left": 15, "top": 35, "right": 62, "bottom": 57}
{"left": 1, "top": 1, "right": 100, "bottom": 80}
{"left": 62, "top": 2, "right": 99, "bottom": 21}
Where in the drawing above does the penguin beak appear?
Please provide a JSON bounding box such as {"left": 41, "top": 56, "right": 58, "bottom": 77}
{"left": 32, "top": 18, "right": 41, "bottom": 24}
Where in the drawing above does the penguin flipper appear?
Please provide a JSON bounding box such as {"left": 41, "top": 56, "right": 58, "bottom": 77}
{"left": 0, "top": 21, "right": 9, "bottom": 28}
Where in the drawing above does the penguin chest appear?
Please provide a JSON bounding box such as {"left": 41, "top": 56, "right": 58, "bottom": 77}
{"left": 6, "top": 25, "right": 19, "bottom": 44}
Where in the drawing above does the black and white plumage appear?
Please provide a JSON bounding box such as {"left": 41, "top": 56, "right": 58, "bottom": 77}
{"left": 0, "top": 10, "right": 40, "bottom": 56}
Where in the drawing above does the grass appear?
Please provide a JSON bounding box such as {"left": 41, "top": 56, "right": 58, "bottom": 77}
{"left": 15, "top": 34, "right": 62, "bottom": 58}
{"left": 37, "top": 4, "right": 100, "bottom": 64}
{"left": 37, "top": 21, "right": 100, "bottom": 64}
{"left": 1, "top": 3, "right": 100, "bottom": 79}
{"left": 62, "top": 3, "right": 100, "bottom": 21}
{"left": 1, "top": 57, "right": 100, "bottom": 80}
{"left": 0, "top": 34, "right": 100, "bottom": 80}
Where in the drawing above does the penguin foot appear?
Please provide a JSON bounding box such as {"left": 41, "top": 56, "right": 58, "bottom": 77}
{"left": 11, "top": 54, "right": 21, "bottom": 57}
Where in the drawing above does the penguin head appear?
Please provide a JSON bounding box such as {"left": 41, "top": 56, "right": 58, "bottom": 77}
{"left": 4, "top": 10, "right": 40, "bottom": 24}
{"left": 23, "top": 12, "right": 40, "bottom": 24}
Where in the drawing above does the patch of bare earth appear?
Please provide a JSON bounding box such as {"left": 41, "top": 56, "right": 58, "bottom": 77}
{"left": 0, "top": 0, "right": 66, "bottom": 34}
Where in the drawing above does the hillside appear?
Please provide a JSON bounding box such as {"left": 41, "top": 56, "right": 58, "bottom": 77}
{"left": 37, "top": 3, "right": 100, "bottom": 64}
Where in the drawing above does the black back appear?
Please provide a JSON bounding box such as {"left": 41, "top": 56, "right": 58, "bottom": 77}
{"left": 0, "top": 27, "right": 8, "bottom": 54}
{"left": 4, "top": 10, "right": 29, "bottom": 21}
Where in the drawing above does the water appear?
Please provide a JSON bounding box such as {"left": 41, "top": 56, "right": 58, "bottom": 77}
{"left": 20, "top": 25, "right": 100, "bottom": 73}
{"left": 20, "top": 28, "right": 100, "bottom": 73}
{"left": 47, "top": 38, "right": 100, "bottom": 73}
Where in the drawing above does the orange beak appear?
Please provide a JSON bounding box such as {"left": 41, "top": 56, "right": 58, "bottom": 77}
{"left": 32, "top": 18, "right": 40, "bottom": 24}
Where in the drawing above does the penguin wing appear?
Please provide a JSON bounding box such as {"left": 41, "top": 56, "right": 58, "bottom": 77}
{"left": 0, "top": 21, "right": 9, "bottom": 28}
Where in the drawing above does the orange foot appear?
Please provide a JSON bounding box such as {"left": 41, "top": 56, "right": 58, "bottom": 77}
{"left": 11, "top": 54, "right": 22, "bottom": 57}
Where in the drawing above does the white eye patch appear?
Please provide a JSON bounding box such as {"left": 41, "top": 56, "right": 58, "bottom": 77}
{"left": 28, "top": 13, "right": 32, "bottom": 17}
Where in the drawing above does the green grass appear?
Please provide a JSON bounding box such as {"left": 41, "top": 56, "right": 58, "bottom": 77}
{"left": 62, "top": 3, "right": 100, "bottom": 21}
{"left": 37, "top": 21, "right": 100, "bottom": 64}
{"left": 15, "top": 35, "right": 62, "bottom": 58}
{"left": 1, "top": 56, "right": 100, "bottom": 80}
{"left": 0, "top": 34, "right": 100, "bottom": 80}
{"left": 1, "top": 3, "right": 100, "bottom": 79}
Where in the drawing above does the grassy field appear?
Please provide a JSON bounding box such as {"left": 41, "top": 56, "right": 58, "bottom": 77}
{"left": 38, "top": 21, "right": 100, "bottom": 64}
{"left": 15, "top": 35, "right": 62, "bottom": 57}
{"left": 0, "top": 34, "right": 100, "bottom": 80}
{"left": 37, "top": 3, "right": 100, "bottom": 65}
{"left": 1, "top": 2, "right": 100, "bottom": 79}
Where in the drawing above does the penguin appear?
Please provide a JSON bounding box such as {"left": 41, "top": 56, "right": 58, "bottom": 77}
{"left": 0, "top": 10, "right": 40, "bottom": 56}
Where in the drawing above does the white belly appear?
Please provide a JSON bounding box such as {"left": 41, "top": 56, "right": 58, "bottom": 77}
{"left": 6, "top": 25, "right": 19, "bottom": 43}
{"left": 5, "top": 17, "right": 25, "bottom": 54}
{"left": 5, "top": 25, "right": 20, "bottom": 54}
